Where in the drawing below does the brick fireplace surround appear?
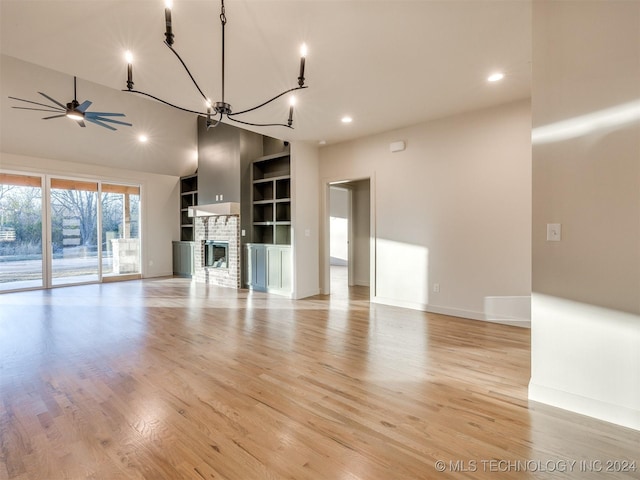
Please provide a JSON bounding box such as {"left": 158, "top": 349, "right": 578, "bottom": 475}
{"left": 194, "top": 215, "right": 240, "bottom": 288}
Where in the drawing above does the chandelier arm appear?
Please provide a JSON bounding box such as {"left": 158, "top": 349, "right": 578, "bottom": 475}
{"left": 122, "top": 89, "right": 206, "bottom": 116}
{"left": 226, "top": 115, "right": 293, "bottom": 129}
{"left": 227, "top": 86, "right": 308, "bottom": 117}
{"left": 164, "top": 41, "right": 210, "bottom": 104}
{"left": 206, "top": 112, "right": 224, "bottom": 130}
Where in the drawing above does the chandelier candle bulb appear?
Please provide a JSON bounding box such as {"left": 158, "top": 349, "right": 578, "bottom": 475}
{"left": 298, "top": 44, "right": 307, "bottom": 87}
{"left": 125, "top": 51, "right": 134, "bottom": 90}
{"left": 288, "top": 97, "right": 295, "bottom": 127}
{"left": 164, "top": 0, "right": 174, "bottom": 45}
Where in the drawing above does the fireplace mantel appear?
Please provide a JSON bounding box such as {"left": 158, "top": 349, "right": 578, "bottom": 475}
{"left": 188, "top": 202, "right": 240, "bottom": 217}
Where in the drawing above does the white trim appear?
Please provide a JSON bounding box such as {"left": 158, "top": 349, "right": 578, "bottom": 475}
{"left": 372, "top": 296, "right": 531, "bottom": 327}
{"left": 292, "top": 287, "right": 320, "bottom": 300}
{"left": 321, "top": 174, "right": 375, "bottom": 299}
{"left": 529, "top": 381, "right": 640, "bottom": 431}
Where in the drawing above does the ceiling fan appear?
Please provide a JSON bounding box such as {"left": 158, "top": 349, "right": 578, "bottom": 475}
{"left": 9, "top": 76, "right": 132, "bottom": 131}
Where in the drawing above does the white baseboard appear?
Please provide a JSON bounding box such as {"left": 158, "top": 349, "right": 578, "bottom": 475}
{"left": 293, "top": 288, "right": 320, "bottom": 300}
{"left": 144, "top": 271, "right": 174, "bottom": 279}
{"left": 372, "top": 296, "right": 430, "bottom": 312}
{"left": 372, "top": 297, "right": 530, "bottom": 327}
{"left": 529, "top": 381, "right": 640, "bottom": 431}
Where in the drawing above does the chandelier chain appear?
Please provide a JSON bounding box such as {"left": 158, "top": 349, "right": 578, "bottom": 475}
{"left": 220, "top": 0, "right": 227, "bottom": 25}
{"left": 220, "top": 0, "right": 226, "bottom": 104}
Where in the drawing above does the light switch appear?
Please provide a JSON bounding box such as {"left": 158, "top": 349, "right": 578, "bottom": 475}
{"left": 547, "top": 223, "right": 561, "bottom": 241}
{"left": 241, "top": 229, "right": 246, "bottom": 237}
{"left": 304, "top": 229, "right": 311, "bottom": 237}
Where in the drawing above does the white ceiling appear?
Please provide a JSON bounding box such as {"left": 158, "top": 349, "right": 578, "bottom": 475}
{"left": 1, "top": 0, "right": 531, "bottom": 165}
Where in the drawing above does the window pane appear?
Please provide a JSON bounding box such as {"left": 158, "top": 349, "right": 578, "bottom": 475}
{"left": 50, "top": 180, "right": 99, "bottom": 285}
{"left": 0, "top": 174, "right": 43, "bottom": 291}
{"left": 102, "top": 184, "right": 141, "bottom": 276}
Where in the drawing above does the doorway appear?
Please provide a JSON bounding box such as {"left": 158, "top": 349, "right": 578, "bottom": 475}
{"left": 327, "top": 178, "right": 371, "bottom": 297}
{"left": 329, "top": 185, "right": 350, "bottom": 292}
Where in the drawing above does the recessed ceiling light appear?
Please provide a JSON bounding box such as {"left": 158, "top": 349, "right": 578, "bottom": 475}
{"left": 138, "top": 134, "right": 148, "bottom": 143}
{"left": 487, "top": 72, "right": 505, "bottom": 82}
{"left": 341, "top": 116, "right": 353, "bottom": 124}
{"left": 318, "top": 140, "right": 327, "bottom": 145}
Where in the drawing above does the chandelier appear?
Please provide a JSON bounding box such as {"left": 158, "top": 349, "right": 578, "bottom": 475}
{"left": 123, "top": 0, "right": 308, "bottom": 129}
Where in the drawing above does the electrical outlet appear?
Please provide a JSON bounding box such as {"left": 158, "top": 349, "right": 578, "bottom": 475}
{"left": 433, "top": 283, "right": 440, "bottom": 293}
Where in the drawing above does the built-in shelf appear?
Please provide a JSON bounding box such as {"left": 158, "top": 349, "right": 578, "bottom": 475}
{"left": 179, "top": 173, "right": 198, "bottom": 242}
{"left": 251, "top": 153, "right": 291, "bottom": 245}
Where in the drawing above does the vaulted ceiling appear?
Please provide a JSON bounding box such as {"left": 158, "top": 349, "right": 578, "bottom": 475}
{"left": 1, "top": 0, "right": 531, "bottom": 173}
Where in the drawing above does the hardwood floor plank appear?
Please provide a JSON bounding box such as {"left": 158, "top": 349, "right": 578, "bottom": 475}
{"left": 1, "top": 277, "right": 639, "bottom": 479}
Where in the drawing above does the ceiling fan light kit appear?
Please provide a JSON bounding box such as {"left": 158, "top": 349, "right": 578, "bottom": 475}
{"left": 124, "top": 0, "right": 309, "bottom": 129}
{"left": 9, "top": 76, "right": 132, "bottom": 131}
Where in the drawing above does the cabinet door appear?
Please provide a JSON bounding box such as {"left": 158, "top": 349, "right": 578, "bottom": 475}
{"left": 172, "top": 242, "right": 182, "bottom": 275}
{"left": 266, "top": 246, "right": 281, "bottom": 290}
{"left": 172, "top": 242, "right": 194, "bottom": 276}
{"left": 280, "top": 247, "right": 291, "bottom": 291}
{"left": 183, "top": 243, "right": 194, "bottom": 275}
{"left": 252, "top": 246, "right": 267, "bottom": 289}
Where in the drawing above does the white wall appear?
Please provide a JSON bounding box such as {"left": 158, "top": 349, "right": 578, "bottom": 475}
{"left": 291, "top": 141, "right": 320, "bottom": 299}
{"left": 0, "top": 152, "right": 179, "bottom": 278}
{"left": 530, "top": 1, "right": 640, "bottom": 430}
{"left": 319, "top": 100, "right": 532, "bottom": 323}
{"left": 1, "top": 55, "right": 197, "bottom": 177}
{"left": 1, "top": 55, "right": 198, "bottom": 282}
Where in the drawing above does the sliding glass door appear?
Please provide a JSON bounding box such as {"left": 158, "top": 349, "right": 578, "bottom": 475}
{"left": 50, "top": 178, "right": 100, "bottom": 286}
{"left": 0, "top": 171, "right": 142, "bottom": 292}
{"left": 101, "top": 184, "right": 141, "bottom": 277}
{"left": 0, "top": 173, "right": 44, "bottom": 291}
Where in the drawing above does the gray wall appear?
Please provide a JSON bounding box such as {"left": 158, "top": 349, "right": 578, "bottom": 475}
{"left": 197, "top": 119, "right": 262, "bottom": 206}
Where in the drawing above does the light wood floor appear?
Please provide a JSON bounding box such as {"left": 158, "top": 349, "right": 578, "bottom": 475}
{"left": 1, "top": 276, "right": 638, "bottom": 479}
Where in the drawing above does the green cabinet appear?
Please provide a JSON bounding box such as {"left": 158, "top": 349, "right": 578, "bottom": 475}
{"left": 246, "top": 244, "right": 291, "bottom": 295}
{"left": 172, "top": 241, "right": 194, "bottom": 277}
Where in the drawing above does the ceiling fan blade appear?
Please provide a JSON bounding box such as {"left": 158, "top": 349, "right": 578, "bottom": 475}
{"left": 76, "top": 100, "right": 92, "bottom": 113}
{"left": 38, "top": 92, "right": 66, "bottom": 109}
{"left": 86, "top": 117, "right": 116, "bottom": 131}
{"left": 8, "top": 96, "right": 65, "bottom": 111}
{"left": 12, "top": 106, "right": 65, "bottom": 113}
{"left": 42, "top": 114, "right": 67, "bottom": 120}
{"left": 91, "top": 117, "right": 132, "bottom": 127}
{"left": 85, "top": 112, "right": 126, "bottom": 117}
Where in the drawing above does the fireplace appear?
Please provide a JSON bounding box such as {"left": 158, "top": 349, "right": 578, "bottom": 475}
{"left": 194, "top": 215, "right": 240, "bottom": 289}
{"left": 204, "top": 241, "right": 228, "bottom": 268}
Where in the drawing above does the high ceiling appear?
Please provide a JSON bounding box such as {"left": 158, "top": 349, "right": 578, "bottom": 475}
{"left": 1, "top": 0, "right": 531, "bottom": 151}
